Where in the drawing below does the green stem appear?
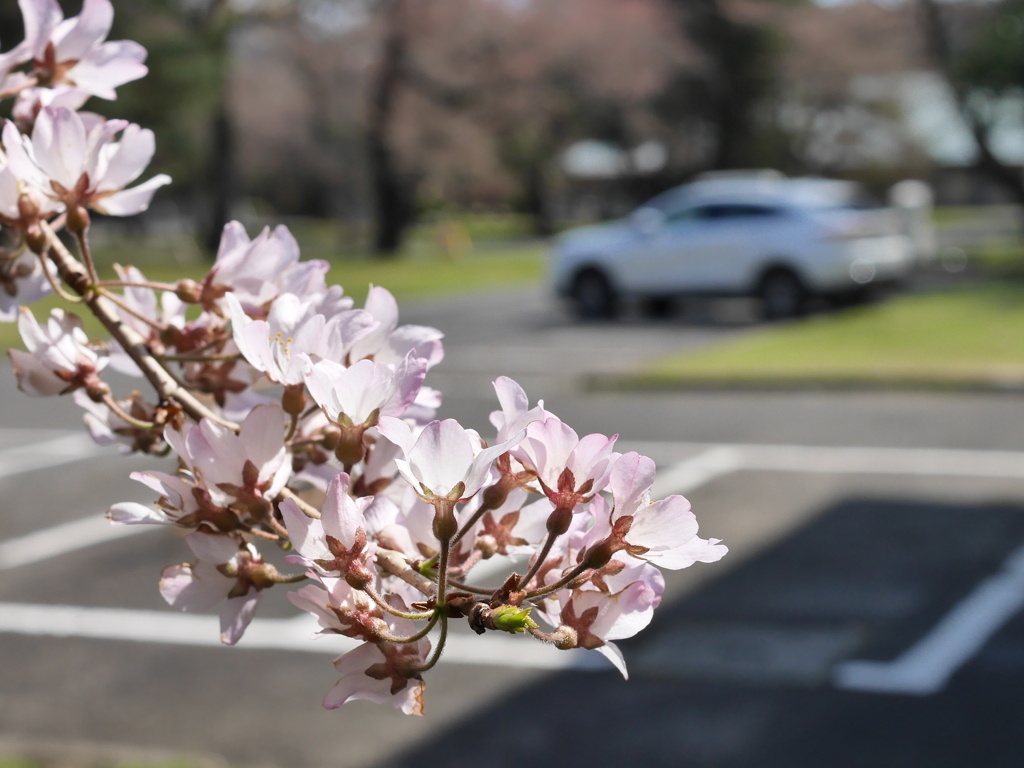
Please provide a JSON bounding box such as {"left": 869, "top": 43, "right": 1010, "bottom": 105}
{"left": 380, "top": 611, "right": 440, "bottom": 645}
{"left": 363, "top": 584, "right": 436, "bottom": 621}
{"left": 517, "top": 531, "right": 557, "bottom": 591}
{"left": 102, "top": 394, "right": 156, "bottom": 430}
{"left": 436, "top": 537, "right": 452, "bottom": 607}
{"left": 410, "top": 613, "right": 447, "bottom": 672}
{"left": 74, "top": 230, "right": 98, "bottom": 286}
{"left": 524, "top": 562, "right": 590, "bottom": 601}
{"left": 97, "top": 287, "right": 167, "bottom": 331}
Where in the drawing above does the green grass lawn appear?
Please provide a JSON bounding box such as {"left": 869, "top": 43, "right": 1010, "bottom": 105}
{"left": 0, "top": 758, "right": 213, "bottom": 768}
{"left": 634, "top": 282, "right": 1024, "bottom": 390}
{"left": 0, "top": 234, "right": 545, "bottom": 352}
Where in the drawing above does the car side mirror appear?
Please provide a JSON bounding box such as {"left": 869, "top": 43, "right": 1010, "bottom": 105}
{"left": 631, "top": 207, "right": 665, "bottom": 236}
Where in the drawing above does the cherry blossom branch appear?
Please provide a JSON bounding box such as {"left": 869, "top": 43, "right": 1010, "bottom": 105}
{"left": 375, "top": 548, "right": 438, "bottom": 597}
{"left": 277, "top": 487, "right": 320, "bottom": 519}
{"left": 40, "top": 222, "right": 239, "bottom": 431}
{"left": 156, "top": 352, "right": 241, "bottom": 363}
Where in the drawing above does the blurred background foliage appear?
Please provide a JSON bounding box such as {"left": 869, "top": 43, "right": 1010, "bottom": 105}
{"left": 3, "top": 0, "right": 1023, "bottom": 259}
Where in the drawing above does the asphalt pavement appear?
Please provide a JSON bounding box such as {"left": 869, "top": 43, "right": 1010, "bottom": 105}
{"left": 3, "top": 286, "right": 1024, "bottom": 768}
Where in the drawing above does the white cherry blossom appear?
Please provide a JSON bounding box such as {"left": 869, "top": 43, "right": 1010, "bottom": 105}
{"left": 160, "top": 533, "right": 267, "bottom": 645}
{"left": 349, "top": 285, "right": 444, "bottom": 369}
{"left": 608, "top": 452, "right": 728, "bottom": 570}
{"left": 377, "top": 416, "right": 524, "bottom": 501}
{"left": 3, "top": 107, "right": 170, "bottom": 216}
{"left": 8, "top": 307, "right": 107, "bottom": 396}
{"left": 18, "top": 0, "right": 148, "bottom": 100}
{"left": 202, "top": 221, "right": 328, "bottom": 315}
{"left": 226, "top": 292, "right": 376, "bottom": 386}
{"left": 305, "top": 354, "right": 427, "bottom": 428}
{"left": 281, "top": 472, "right": 376, "bottom": 583}
{"left": 166, "top": 404, "right": 291, "bottom": 512}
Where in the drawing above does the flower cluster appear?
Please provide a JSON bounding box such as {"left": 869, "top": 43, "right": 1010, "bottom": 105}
{"left": 0, "top": 1, "right": 727, "bottom": 716}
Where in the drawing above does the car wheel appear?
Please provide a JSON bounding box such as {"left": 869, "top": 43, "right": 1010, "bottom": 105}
{"left": 572, "top": 270, "right": 618, "bottom": 319}
{"left": 759, "top": 269, "right": 805, "bottom": 320}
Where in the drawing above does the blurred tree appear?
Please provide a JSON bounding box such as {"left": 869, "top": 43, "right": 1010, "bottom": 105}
{"left": 397, "top": 0, "right": 686, "bottom": 235}
{"left": 919, "top": 0, "right": 1024, "bottom": 206}
{"left": 113, "top": 1, "right": 236, "bottom": 252}
{"left": 662, "top": 0, "right": 781, "bottom": 171}
{"left": 367, "top": 0, "right": 416, "bottom": 255}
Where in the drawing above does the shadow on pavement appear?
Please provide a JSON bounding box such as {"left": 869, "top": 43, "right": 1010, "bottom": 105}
{"left": 380, "top": 497, "right": 1024, "bottom": 768}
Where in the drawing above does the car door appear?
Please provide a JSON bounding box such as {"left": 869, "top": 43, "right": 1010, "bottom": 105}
{"left": 685, "top": 204, "right": 787, "bottom": 291}
{"left": 620, "top": 205, "right": 728, "bottom": 294}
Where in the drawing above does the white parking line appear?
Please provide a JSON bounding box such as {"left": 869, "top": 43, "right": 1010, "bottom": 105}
{"left": 835, "top": 543, "right": 1024, "bottom": 695}
{"left": 7, "top": 438, "right": 1024, "bottom": 680}
{"left": 0, "top": 602, "right": 607, "bottom": 671}
{"left": 0, "top": 431, "right": 104, "bottom": 480}
{"left": 651, "top": 446, "right": 744, "bottom": 498}
{"left": 625, "top": 441, "right": 1024, "bottom": 481}
{"left": 0, "top": 514, "right": 150, "bottom": 571}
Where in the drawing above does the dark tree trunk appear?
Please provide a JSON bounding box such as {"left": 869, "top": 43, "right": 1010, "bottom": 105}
{"left": 523, "top": 163, "right": 553, "bottom": 237}
{"left": 673, "top": 0, "right": 775, "bottom": 170}
{"left": 203, "top": 98, "right": 235, "bottom": 254}
{"left": 367, "top": 0, "right": 414, "bottom": 257}
{"left": 919, "top": 0, "right": 1024, "bottom": 208}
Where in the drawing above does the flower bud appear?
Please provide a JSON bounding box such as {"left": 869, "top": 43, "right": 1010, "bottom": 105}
{"left": 334, "top": 425, "right": 366, "bottom": 469}
{"left": 546, "top": 505, "right": 573, "bottom": 536}
{"left": 475, "top": 534, "right": 498, "bottom": 559}
{"left": 67, "top": 205, "right": 90, "bottom": 235}
{"left": 17, "top": 193, "right": 39, "bottom": 223}
{"left": 432, "top": 498, "right": 458, "bottom": 541}
{"left": 582, "top": 537, "right": 619, "bottom": 571}
{"left": 320, "top": 424, "right": 341, "bottom": 450}
{"left": 345, "top": 564, "right": 372, "bottom": 590}
{"left": 175, "top": 278, "right": 202, "bottom": 304}
{"left": 553, "top": 626, "right": 578, "bottom": 650}
{"left": 25, "top": 226, "right": 47, "bottom": 255}
{"left": 480, "top": 476, "right": 511, "bottom": 513}
{"left": 85, "top": 379, "right": 112, "bottom": 402}
{"left": 282, "top": 384, "right": 306, "bottom": 416}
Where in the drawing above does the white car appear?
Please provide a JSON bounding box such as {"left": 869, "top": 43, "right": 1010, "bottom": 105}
{"left": 551, "top": 176, "right": 917, "bottom": 319}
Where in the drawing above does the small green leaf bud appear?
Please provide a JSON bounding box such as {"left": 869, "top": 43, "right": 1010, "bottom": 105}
{"left": 491, "top": 605, "right": 538, "bottom": 634}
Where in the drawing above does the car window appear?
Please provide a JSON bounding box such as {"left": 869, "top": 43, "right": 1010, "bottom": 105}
{"left": 664, "top": 206, "right": 701, "bottom": 223}
{"left": 691, "top": 204, "right": 783, "bottom": 220}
